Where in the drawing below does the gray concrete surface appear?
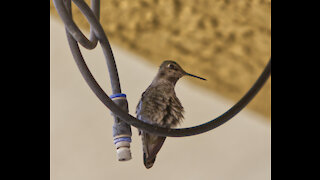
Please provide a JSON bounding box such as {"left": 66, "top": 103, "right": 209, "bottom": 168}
{"left": 50, "top": 17, "right": 270, "bottom": 180}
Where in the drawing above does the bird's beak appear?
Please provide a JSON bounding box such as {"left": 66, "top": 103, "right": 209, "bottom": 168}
{"left": 185, "top": 72, "right": 206, "bottom": 81}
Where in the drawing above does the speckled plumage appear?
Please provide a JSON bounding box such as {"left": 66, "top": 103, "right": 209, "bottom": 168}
{"left": 136, "top": 83, "right": 184, "bottom": 127}
{"left": 136, "top": 60, "right": 206, "bottom": 169}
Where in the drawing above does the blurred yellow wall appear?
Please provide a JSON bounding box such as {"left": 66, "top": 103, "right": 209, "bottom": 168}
{"left": 50, "top": 0, "right": 271, "bottom": 119}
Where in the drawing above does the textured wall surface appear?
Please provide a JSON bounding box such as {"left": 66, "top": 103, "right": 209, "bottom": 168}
{"left": 50, "top": 0, "right": 271, "bottom": 118}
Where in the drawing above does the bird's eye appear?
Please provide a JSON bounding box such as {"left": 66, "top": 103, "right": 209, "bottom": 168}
{"left": 167, "top": 64, "right": 175, "bottom": 70}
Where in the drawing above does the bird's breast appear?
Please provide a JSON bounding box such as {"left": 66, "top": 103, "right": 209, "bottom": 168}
{"left": 136, "top": 87, "right": 184, "bottom": 128}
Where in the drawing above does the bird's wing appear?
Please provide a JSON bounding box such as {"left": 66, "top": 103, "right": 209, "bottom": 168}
{"left": 136, "top": 89, "right": 169, "bottom": 168}
{"left": 136, "top": 88, "right": 169, "bottom": 125}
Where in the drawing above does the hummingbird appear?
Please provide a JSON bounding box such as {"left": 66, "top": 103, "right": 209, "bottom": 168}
{"left": 136, "top": 60, "right": 206, "bottom": 169}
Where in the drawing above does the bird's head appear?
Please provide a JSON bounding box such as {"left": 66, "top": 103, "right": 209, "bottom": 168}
{"left": 156, "top": 60, "right": 206, "bottom": 85}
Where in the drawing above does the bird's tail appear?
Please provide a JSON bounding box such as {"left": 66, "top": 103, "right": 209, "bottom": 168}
{"left": 143, "top": 152, "right": 156, "bottom": 169}
{"left": 141, "top": 132, "right": 166, "bottom": 169}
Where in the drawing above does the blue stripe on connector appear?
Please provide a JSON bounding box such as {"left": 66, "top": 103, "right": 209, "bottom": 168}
{"left": 109, "top": 93, "right": 127, "bottom": 99}
{"left": 113, "top": 137, "right": 132, "bottom": 144}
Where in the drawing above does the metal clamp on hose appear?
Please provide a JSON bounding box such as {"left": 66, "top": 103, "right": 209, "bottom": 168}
{"left": 110, "top": 93, "right": 132, "bottom": 161}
